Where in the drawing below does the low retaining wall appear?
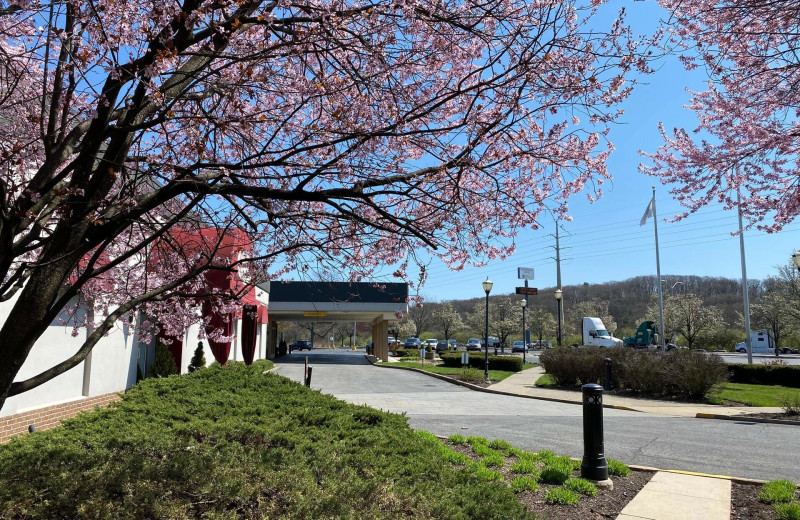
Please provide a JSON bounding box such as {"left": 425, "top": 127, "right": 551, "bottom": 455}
{"left": 0, "top": 392, "right": 121, "bottom": 444}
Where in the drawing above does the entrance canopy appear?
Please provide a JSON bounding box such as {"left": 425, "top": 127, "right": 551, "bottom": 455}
{"left": 260, "top": 281, "right": 408, "bottom": 322}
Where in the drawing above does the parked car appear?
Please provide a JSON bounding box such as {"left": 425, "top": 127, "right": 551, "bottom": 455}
{"left": 466, "top": 338, "right": 482, "bottom": 351}
{"left": 436, "top": 340, "right": 450, "bottom": 353}
{"left": 779, "top": 347, "right": 800, "bottom": 354}
{"left": 403, "top": 337, "right": 422, "bottom": 348}
{"left": 447, "top": 339, "right": 459, "bottom": 350}
{"left": 424, "top": 339, "right": 438, "bottom": 350}
{"left": 528, "top": 340, "right": 552, "bottom": 350}
{"left": 511, "top": 340, "right": 527, "bottom": 353}
{"left": 290, "top": 340, "right": 312, "bottom": 351}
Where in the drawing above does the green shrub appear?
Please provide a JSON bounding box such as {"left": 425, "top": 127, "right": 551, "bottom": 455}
{"left": 472, "top": 443, "right": 494, "bottom": 457}
{"left": 545, "top": 488, "right": 580, "bottom": 505}
{"left": 607, "top": 458, "right": 631, "bottom": 477}
{"left": 483, "top": 452, "right": 504, "bottom": 468}
{"left": 488, "top": 439, "right": 514, "bottom": 453}
{"left": 539, "top": 460, "right": 573, "bottom": 485}
{"left": 564, "top": 478, "right": 598, "bottom": 496}
{"left": 460, "top": 367, "right": 486, "bottom": 383}
{"left": 511, "top": 458, "right": 539, "bottom": 475}
{"left": 394, "top": 348, "right": 420, "bottom": 358}
{"left": 467, "top": 436, "right": 489, "bottom": 447}
{"left": 467, "top": 462, "right": 503, "bottom": 482}
{"left": 150, "top": 343, "right": 178, "bottom": 377}
{"left": 439, "top": 353, "right": 523, "bottom": 372}
{"left": 779, "top": 396, "right": 800, "bottom": 415}
{"left": 540, "top": 347, "right": 727, "bottom": 399}
{"left": 511, "top": 476, "right": 538, "bottom": 493}
{"left": 448, "top": 434, "right": 467, "bottom": 445}
{"left": 187, "top": 343, "right": 206, "bottom": 373}
{"left": 760, "top": 480, "right": 798, "bottom": 504}
{"left": 776, "top": 502, "right": 800, "bottom": 520}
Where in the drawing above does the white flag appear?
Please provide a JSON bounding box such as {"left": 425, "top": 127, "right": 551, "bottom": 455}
{"left": 639, "top": 197, "right": 655, "bottom": 226}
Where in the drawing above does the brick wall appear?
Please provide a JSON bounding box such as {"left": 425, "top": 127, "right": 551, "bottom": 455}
{"left": 0, "top": 392, "right": 121, "bottom": 444}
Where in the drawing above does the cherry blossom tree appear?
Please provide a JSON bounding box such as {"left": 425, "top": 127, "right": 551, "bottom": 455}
{"left": 644, "top": 0, "right": 800, "bottom": 231}
{"left": 0, "top": 0, "right": 654, "bottom": 410}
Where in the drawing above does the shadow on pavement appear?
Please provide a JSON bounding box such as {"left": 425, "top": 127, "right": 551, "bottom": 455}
{"left": 275, "top": 349, "right": 371, "bottom": 365}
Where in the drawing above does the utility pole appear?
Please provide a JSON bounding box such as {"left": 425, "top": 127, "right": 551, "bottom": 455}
{"left": 555, "top": 224, "right": 563, "bottom": 347}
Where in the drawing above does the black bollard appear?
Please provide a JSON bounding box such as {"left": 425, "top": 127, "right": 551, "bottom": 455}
{"left": 603, "top": 358, "right": 613, "bottom": 391}
{"left": 580, "top": 384, "right": 610, "bottom": 483}
{"left": 28, "top": 424, "right": 36, "bottom": 433}
{"left": 305, "top": 366, "right": 313, "bottom": 387}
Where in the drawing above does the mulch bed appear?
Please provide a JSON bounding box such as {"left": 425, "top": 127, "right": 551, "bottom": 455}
{"left": 446, "top": 441, "right": 656, "bottom": 519}
{"left": 731, "top": 482, "right": 781, "bottom": 520}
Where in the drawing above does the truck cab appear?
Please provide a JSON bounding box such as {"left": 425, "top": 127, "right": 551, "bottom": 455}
{"left": 735, "top": 330, "right": 775, "bottom": 354}
{"left": 581, "top": 317, "right": 623, "bottom": 348}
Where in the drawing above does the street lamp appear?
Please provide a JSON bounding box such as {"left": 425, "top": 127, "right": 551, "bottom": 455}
{"left": 554, "top": 288, "right": 563, "bottom": 347}
{"left": 519, "top": 299, "right": 527, "bottom": 365}
{"left": 482, "top": 277, "right": 493, "bottom": 380}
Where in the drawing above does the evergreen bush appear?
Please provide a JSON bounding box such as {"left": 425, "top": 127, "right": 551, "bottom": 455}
{"left": 150, "top": 343, "right": 178, "bottom": 378}
{"left": 187, "top": 342, "right": 206, "bottom": 373}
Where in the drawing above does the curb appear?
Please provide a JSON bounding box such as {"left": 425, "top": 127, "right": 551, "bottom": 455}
{"left": 695, "top": 412, "right": 800, "bottom": 426}
{"left": 369, "top": 356, "right": 798, "bottom": 425}
{"left": 369, "top": 357, "right": 643, "bottom": 412}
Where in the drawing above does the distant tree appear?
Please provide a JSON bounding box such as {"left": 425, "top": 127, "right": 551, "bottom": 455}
{"left": 408, "top": 302, "right": 435, "bottom": 338}
{"left": 332, "top": 322, "right": 355, "bottom": 348}
{"left": 648, "top": 293, "right": 723, "bottom": 349}
{"left": 749, "top": 291, "right": 795, "bottom": 351}
{"left": 527, "top": 307, "right": 557, "bottom": 343}
{"left": 433, "top": 303, "right": 464, "bottom": 341}
{"left": 397, "top": 319, "right": 417, "bottom": 340}
{"left": 569, "top": 298, "right": 617, "bottom": 335}
{"left": 469, "top": 296, "right": 522, "bottom": 349}
{"left": 151, "top": 344, "right": 179, "bottom": 378}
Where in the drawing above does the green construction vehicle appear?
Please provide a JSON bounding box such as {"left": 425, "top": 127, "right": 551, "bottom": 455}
{"left": 624, "top": 321, "right": 659, "bottom": 349}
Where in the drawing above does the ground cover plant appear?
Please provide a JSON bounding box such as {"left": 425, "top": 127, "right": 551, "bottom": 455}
{"left": 758, "top": 480, "right": 800, "bottom": 520}
{"left": 0, "top": 361, "right": 535, "bottom": 519}
{"left": 442, "top": 435, "right": 645, "bottom": 517}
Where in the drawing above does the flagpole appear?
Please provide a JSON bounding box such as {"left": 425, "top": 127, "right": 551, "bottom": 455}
{"left": 651, "top": 186, "right": 666, "bottom": 351}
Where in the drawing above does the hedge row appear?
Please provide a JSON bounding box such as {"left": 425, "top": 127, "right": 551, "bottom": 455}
{"left": 539, "top": 347, "right": 728, "bottom": 400}
{"left": 439, "top": 352, "right": 523, "bottom": 372}
{"left": 727, "top": 364, "right": 800, "bottom": 388}
{"left": 394, "top": 348, "right": 422, "bottom": 358}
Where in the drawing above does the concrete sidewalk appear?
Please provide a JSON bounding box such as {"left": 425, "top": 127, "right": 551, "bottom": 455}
{"left": 488, "top": 365, "right": 785, "bottom": 418}
{"left": 617, "top": 471, "right": 731, "bottom": 520}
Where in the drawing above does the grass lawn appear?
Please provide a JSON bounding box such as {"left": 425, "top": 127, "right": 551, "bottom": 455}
{"left": 380, "top": 359, "right": 537, "bottom": 383}
{"left": 0, "top": 360, "right": 537, "bottom": 519}
{"left": 536, "top": 373, "right": 800, "bottom": 408}
{"left": 707, "top": 383, "right": 800, "bottom": 407}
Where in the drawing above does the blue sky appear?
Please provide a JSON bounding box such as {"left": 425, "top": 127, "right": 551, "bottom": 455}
{"left": 396, "top": 1, "right": 800, "bottom": 303}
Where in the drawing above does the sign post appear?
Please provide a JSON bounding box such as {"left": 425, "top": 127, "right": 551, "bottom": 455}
{"left": 517, "top": 267, "right": 535, "bottom": 363}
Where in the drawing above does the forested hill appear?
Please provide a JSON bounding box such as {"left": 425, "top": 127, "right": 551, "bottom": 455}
{"left": 448, "top": 275, "right": 760, "bottom": 329}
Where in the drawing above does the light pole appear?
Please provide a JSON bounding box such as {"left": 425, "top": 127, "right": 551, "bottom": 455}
{"left": 483, "top": 277, "right": 493, "bottom": 380}
{"left": 555, "top": 288, "right": 563, "bottom": 347}
{"left": 520, "top": 299, "right": 527, "bottom": 365}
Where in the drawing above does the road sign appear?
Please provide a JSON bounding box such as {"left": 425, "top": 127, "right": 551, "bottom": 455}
{"left": 516, "top": 287, "right": 538, "bottom": 295}
{"left": 517, "top": 267, "right": 535, "bottom": 279}
{"left": 304, "top": 311, "right": 327, "bottom": 317}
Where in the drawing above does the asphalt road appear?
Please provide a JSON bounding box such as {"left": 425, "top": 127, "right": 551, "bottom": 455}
{"left": 276, "top": 349, "right": 800, "bottom": 482}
